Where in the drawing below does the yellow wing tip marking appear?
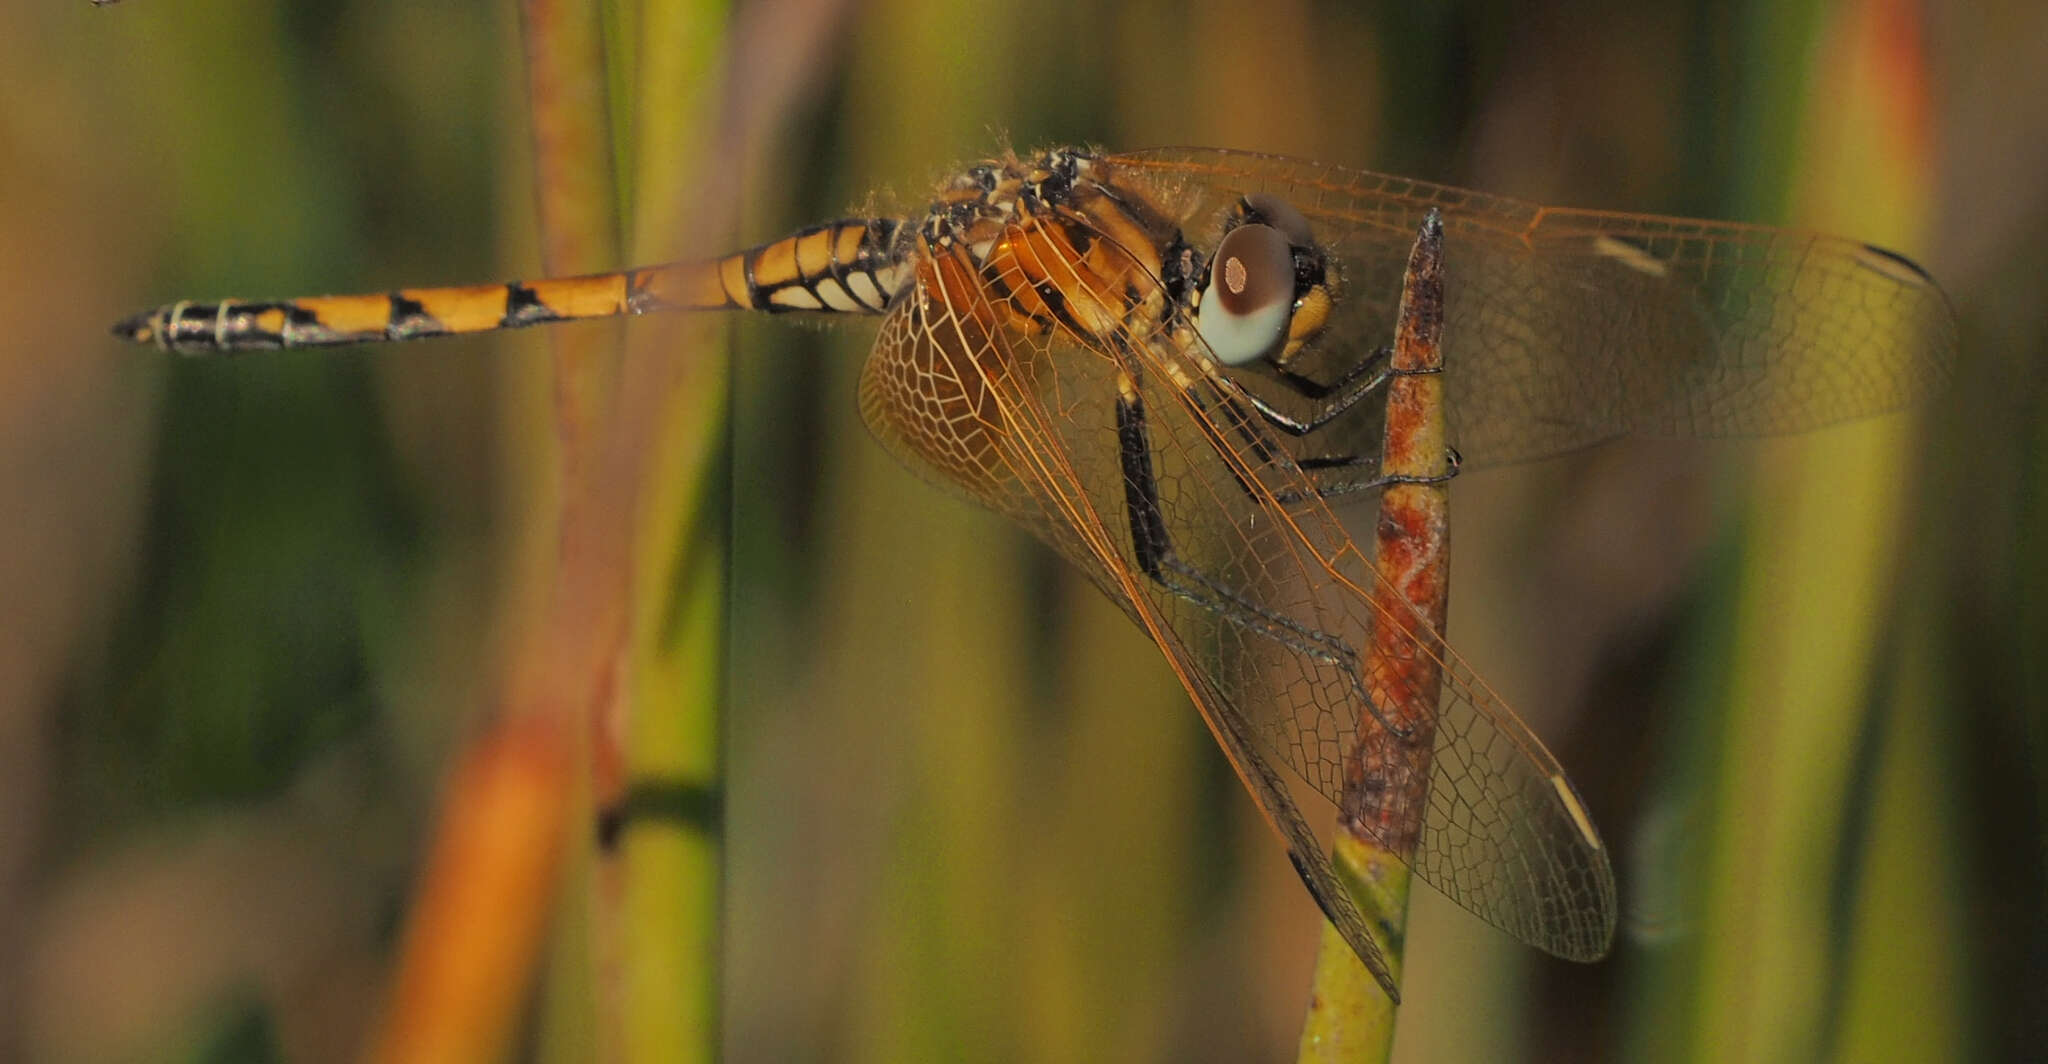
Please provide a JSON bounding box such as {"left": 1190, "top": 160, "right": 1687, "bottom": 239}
{"left": 1590, "top": 234, "right": 1671, "bottom": 279}
{"left": 1551, "top": 773, "right": 1602, "bottom": 851}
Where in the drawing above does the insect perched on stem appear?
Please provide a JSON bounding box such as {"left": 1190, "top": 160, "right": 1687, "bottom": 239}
{"left": 116, "top": 146, "right": 1958, "bottom": 997}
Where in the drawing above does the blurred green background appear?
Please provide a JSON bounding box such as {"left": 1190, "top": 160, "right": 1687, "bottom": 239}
{"left": 2, "top": 0, "right": 2042, "bottom": 1060}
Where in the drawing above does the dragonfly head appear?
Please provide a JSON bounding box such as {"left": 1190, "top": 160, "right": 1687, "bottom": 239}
{"left": 1194, "top": 194, "right": 1333, "bottom": 367}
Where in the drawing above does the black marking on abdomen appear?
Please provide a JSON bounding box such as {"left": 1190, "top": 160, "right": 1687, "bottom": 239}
{"left": 220, "top": 302, "right": 288, "bottom": 349}
{"left": 819, "top": 224, "right": 864, "bottom": 311}
{"left": 387, "top": 292, "right": 446, "bottom": 340}
{"left": 156, "top": 303, "right": 212, "bottom": 350}
{"left": 276, "top": 303, "right": 361, "bottom": 348}
{"left": 501, "top": 283, "right": 561, "bottom": 328}
{"left": 283, "top": 304, "right": 337, "bottom": 344}
{"left": 160, "top": 301, "right": 298, "bottom": 351}
{"left": 623, "top": 269, "right": 666, "bottom": 314}
{"left": 839, "top": 220, "right": 898, "bottom": 312}
{"left": 741, "top": 247, "right": 776, "bottom": 312}
{"left": 198, "top": 301, "right": 356, "bottom": 350}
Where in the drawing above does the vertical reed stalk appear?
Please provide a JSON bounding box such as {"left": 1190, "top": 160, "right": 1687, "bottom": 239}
{"left": 1298, "top": 212, "right": 1451, "bottom": 1062}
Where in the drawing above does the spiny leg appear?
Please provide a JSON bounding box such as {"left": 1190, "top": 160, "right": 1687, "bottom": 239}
{"left": 1237, "top": 357, "right": 1459, "bottom": 505}
{"left": 1240, "top": 343, "right": 1395, "bottom": 437}
{"left": 1276, "top": 451, "right": 1461, "bottom": 506}
{"left": 1114, "top": 370, "right": 1420, "bottom": 742}
{"left": 1188, "top": 374, "right": 1456, "bottom": 507}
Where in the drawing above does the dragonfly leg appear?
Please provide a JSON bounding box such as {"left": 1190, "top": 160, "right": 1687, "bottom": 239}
{"left": 1115, "top": 372, "right": 1421, "bottom": 742}
{"left": 1275, "top": 342, "right": 1392, "bottom": 398}
{"left": 1239, "top": 344, "right": 1395, "bottom": 437}
{"left": 1191, "top": 383, "right": 1368, "bottom": 497}
{"left": 1193, "top": 379, "right": 1457, "bottom": 506}
{"left": 1277, "top": 446, "right": 1462, "bottom": 504}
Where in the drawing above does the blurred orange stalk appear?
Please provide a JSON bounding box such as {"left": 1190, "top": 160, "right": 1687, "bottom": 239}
{"left": 363, "top": 0, "right": 638, "bottom": 1059}
{"left": 362, "top": 712, "right": 577, "bottom": 1064}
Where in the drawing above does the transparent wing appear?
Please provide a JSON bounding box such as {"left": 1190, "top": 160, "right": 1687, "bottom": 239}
{"left": 858, "top": 243, "right": 1402, "bottom": 992}
{"left": 858, "top": 225, "right": 1615, "bottom": 966}
{"left": 1107, "top": 147, "right": 1959, "bottom": 469}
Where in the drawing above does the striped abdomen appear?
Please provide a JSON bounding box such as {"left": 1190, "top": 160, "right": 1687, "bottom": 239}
{"left": 114, "top": 218, "right": 911, "bottom": 354}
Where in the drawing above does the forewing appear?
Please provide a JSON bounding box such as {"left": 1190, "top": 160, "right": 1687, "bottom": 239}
{"left": 1111, "top": 326, "right": 1619, "bottom": 963}
{"left": 855, "top": 243, "right": 1400, "bottom": 990}
{"left": 858, "top": 225, "right": 1616, "bottom": 962}
{"left": 1108, "top": 147, "right": 1958, "bottom": 469}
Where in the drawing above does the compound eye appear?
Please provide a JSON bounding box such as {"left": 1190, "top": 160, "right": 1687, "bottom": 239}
{"left": 1244, "top": 193, "right": 1315, "bottom": 247}
{"left": 1198, "top": 223, "right": 1294, "bottom": 366}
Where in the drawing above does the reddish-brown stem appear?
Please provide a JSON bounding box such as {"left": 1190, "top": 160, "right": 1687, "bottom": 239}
{"left": 1344, "top": 210, "right": 1451, "bottom": 857}
{"left": 1299, "top": 211, "right": 1451, "bottom": 1060}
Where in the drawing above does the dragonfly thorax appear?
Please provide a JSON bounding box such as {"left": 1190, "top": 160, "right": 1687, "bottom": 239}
{"left": 916, "top": 150, "right": 1185, "bottom": 358}
{"left": 907, "top": 149, "right": 1339, "bottom": 376}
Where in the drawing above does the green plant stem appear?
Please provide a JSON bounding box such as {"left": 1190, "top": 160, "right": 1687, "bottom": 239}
{"left": 1297, "top": 837, "right": 1410, "bottom": 1061}
{"left": 611, "top": 0, "right": 732, "bottom": 1060}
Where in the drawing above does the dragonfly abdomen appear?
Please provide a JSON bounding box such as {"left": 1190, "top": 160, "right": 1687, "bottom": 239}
{"left": 113, "top": 217, "right": 911, "bottom": 354}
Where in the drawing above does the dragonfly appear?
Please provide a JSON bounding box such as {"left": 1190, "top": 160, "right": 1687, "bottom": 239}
{"left": 114, "top": 146, "right": 1958, "bottom": 997}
